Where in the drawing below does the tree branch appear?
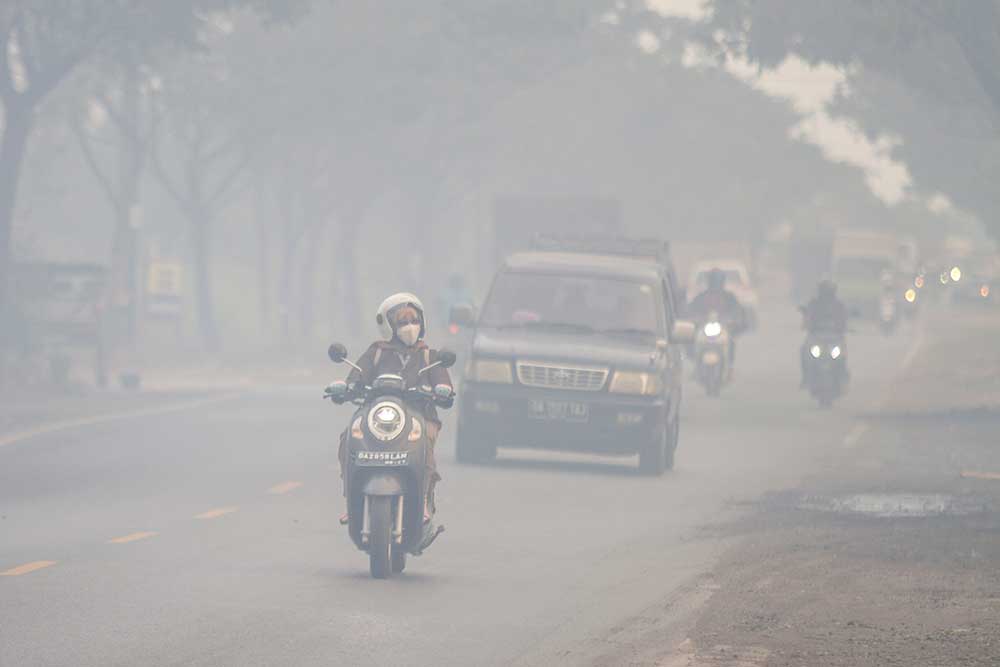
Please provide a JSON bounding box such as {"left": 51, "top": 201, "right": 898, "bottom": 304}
{"left": 207, "top": 149, "right": 252, "bottom": 207}
{"left": 70, "top": 118, "right": 122, "bottom": 213}
{"left": 149, "top": 134, "right": 194, "bottom": 217}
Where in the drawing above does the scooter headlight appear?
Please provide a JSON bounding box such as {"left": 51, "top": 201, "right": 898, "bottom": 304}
{"left": 366, "top": 401, "right": 405, "bottom": 441}
{"left": 810, "top": 345, "right": 822, "bottom": 359}
{"left": 830, "top": 346, "right": 842, "bottom": 360}
{"left": 703, "top": 321, "right": 722, "bottom": 337}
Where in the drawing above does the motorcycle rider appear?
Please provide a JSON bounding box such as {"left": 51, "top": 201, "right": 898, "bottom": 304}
{"left": 687, "top": 268, "right": 748, "bottom": 364}
{"left": 331, "top": 293, "right": 453, "bottom": 523}
{"left": 800, "top": 280, "right": 849, "bottom": 386}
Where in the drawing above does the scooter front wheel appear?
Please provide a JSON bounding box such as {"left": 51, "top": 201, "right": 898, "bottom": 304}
{"left": 368, "top": 496, "right": 393, "bottom": 579}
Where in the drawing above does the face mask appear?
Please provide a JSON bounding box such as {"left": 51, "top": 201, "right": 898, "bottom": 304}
{"left": 397, "top": 323, "right": 420, "bottom": 347}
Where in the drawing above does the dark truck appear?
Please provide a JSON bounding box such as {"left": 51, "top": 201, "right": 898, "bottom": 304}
{"left": 451, "top": 244, "right": 694, "bottom": 474}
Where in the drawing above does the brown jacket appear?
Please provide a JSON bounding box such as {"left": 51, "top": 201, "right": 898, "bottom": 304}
{"left": 347, "top": 339, "right": 453, "bottom": 424}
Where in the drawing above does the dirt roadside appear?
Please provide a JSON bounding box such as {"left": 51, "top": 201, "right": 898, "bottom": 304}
{"left": 595, "top": 306, "right": 1000, "bottom": 667}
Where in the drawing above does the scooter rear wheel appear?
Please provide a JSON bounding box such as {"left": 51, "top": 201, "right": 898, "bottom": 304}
{"left": 368, "top": 496, "right": 393, "bottom": 579}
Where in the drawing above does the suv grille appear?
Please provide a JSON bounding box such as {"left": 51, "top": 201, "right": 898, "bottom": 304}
{"left": 516, "top": 362, "right": 609, "bottom": 391}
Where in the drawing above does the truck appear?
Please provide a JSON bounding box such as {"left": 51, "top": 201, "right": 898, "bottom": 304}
{"left": 831, "top": 230, "right": 902, "bottom": 318}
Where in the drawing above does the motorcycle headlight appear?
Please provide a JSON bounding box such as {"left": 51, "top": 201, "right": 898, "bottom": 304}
{"left": 608, "top": 371, "right": 662, "bottom": 395}
{"left": 367, "top": 402, "right": 405, "bottom": 441}
{"left": 830, "top": 346, "right": 842, "bottom": 359}
{"left": 810, "top": 345, "right": 822, "bottom": 359}
{"left": 703, "top": 321, "right": 722, "bottom": 337}
{"left": 469, "top": 359, "right": 513, "bottom": 384}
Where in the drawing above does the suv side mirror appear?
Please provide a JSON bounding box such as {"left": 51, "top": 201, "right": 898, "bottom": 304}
{"left": 450, "top": 304, "right": 476, "bottom": 327}
{"left": 670, "top": 320, "right": 696, "bottom": 345}
{"left": 328, "top": 343, "right": 348, "bottom": 363}
{"left": 437, "top": 348, "right": 457, "bottom": 369}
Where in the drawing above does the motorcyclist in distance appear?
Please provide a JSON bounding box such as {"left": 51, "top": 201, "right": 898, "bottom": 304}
{"left": 800, "top": 280, "right": 849, "bottom": 386}
{"left": 330, "top": 293, "right": 453, "bottom": 524}
{"left": 687, "top": 268, "right": 748, "bottom": 364}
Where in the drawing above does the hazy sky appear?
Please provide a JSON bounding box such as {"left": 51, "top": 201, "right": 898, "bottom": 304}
{"left": 642, "top": 0, "right": 914, "bottom": 207}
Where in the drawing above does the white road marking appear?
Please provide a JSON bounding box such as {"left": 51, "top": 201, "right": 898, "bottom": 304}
{"left": 843, "top": 422, "right": 870, "bottom": 448}
{"left": 0, "top": 392, "right": 244, "bottom": 449}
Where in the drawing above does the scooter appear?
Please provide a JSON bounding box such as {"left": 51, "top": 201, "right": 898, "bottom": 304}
{"left": 803, "top": 333, "right": 847, "bottom": 408}
{"left": 695, "top": 312, "right": 729, "bottom": 397}
{"left": 325, "top": 343, "right": 456, "bottom": 579}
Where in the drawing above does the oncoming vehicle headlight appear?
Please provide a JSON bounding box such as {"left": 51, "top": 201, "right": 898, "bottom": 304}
{"left": 904, "top": 288, "right": 917, "bottom": 303}
{"left": 810, "top": 345, "right": 822, "bottom": 359}
{"left": 470, "top": 359, "right": 513, "bottom": 384}
{"left": 367, "top": 401, "right": 405, "bottom": 441}
{"left": 609, "top": 371, "right": 662, "bottom": 396}
{"left": 703, "top": 321, "right": 722, "bottom": 337}
{"left": 830, "top": 346, "right": 842, "bottom": 360}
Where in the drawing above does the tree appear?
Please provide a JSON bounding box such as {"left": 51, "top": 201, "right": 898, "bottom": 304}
{"left": 705, "top": 0, "right": 1000, "bottom": 236}
{"left": 0, "top": 1, "right": 301, "bottom": 334}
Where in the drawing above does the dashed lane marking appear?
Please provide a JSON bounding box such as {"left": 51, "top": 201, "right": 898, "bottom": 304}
{"left": 1, "top": 561, "right": 57, "bottom": 577}
{"left": 960, "top": 470, "right": 1000, "bottom": 481}
{"left": 0, "top": 392, "right": 245, "bottom": 449}
{"left": 267, "top": 481, "right": 304, "bottom": 495}
{"left": 108, "top": 531, "right": 158, "bottom": 544}
{"left": 194, "top": 506, "right": 239, "bottom": 520}
{"left": 843, "top": 422, "right": 870, "bottom": 448}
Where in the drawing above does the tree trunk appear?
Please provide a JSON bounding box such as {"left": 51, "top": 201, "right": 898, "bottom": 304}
{"left": 0, "top": 100, "right": 33, "bottom": 319}
{"left": 191, "top": 210, "right": 217, "bottom": 350}
{"left": 334, "top": 210, "right": 363, "bottom": 340}
{"left": 297, "top": 220, "right": 323, "bottom": 342}
{"left": 255, "top": 185, "right": 272, "bottom": 336}
{"left": 277, "top": 189, "right": 296, "bottom": 345}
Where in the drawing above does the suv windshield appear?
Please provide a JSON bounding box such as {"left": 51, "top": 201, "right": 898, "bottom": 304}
{"left": 481, "top": 272, "right": 662, "bottom": 335}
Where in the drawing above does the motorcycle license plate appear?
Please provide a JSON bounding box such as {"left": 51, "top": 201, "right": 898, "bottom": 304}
{"left": 355, "top": 451, "right": 409, "bottom": 466}
{"left": 529, "top": 400, "right": 589, "bottom": 422}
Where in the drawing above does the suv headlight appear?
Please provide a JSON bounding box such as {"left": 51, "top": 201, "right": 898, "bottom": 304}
{"left": 810, "top": 345, "right": 822, "bottom": 358}
{"left": 469, "top": 359, "right": 513, "bottom": 384}
{"left": 608, "top": 371, "right": 662, "bottom": 395}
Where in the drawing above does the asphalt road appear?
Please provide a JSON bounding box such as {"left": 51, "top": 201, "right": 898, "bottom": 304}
{"left": 0, "top": 306, "right": 919, "bottom": 666}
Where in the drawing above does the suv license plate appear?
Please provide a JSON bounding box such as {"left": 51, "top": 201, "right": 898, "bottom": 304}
{"left": 530, "top": 400, "right": 589, "bottom": 422}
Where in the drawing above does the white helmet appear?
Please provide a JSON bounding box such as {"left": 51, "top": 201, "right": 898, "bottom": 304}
{"left": 376, "top": 292, "right": 426, "bottom": 341}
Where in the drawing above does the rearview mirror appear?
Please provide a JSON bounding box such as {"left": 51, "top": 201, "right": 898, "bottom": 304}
{"left": 670, "top": 320, "right": 696, "bottom": 345}
{"left": 328, "top": 342, "right": 348, "bottom": 363}
{"left": 449, "top": 304, "right": 476, "bottom": 328}
{"left": 437, "top": 348, "right": 457, "bottom": 369}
